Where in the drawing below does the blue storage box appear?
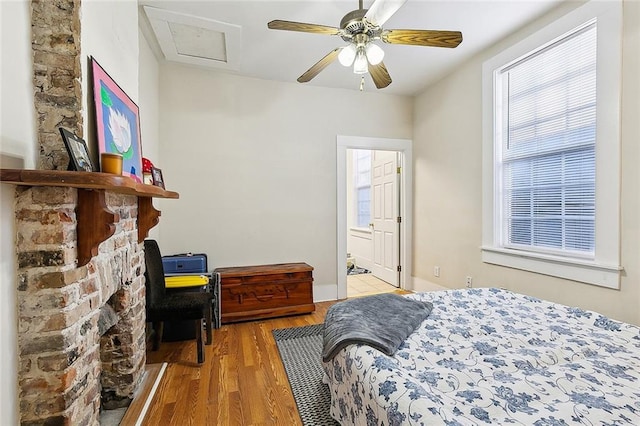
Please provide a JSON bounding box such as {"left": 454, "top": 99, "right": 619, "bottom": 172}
{"left": 162, "top": 253, "right": 207, "bottom": 275}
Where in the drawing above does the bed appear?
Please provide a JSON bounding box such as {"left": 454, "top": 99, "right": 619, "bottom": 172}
{"left": 322, "top": 288, "right": 640, "bottom": 425}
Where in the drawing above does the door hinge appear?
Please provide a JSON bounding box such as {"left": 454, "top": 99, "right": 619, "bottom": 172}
{"left": 397, "top": 216, "right": 402, "bottom": 223}
{"left": 397, "top": 167, "right": 401, "bottom": 174}
{"left": 397, "top": 265, "right": 402, "bottom": 272}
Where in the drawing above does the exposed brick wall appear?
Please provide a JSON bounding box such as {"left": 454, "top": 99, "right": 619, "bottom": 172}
{"left": 23, "top": 1, "right": 148, "bottom": 421}
{"left": 31, "top": 0, "right": 83, "bottom": 171}
{"left": 16, "top": 187, "right": 146, "bottom": 425}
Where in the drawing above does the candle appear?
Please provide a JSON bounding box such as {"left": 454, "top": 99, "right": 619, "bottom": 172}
{"left": 101, "top": 153, "right": 123, "bottom": 175}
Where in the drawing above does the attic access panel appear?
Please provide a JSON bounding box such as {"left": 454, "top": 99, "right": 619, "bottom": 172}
{"left": 144, "top": 6, "right": 241, "bottom": 71}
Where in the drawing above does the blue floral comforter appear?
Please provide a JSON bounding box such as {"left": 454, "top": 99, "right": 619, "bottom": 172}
{"left": 322, "top": 288, "right": 640, "bottom": 425}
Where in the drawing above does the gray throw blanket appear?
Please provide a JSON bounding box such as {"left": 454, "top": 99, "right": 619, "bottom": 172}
{"left": 322, "top": 293, "right": 433, "bottom": 362}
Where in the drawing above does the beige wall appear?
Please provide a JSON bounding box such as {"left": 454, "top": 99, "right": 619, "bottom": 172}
{"left": 0, "top": 0, "right": 36, "bottom": 167}
{"left": 139, "top": 28, "right": 162, "bottom": 240}
{"left": 139, "top": 29, "right": 161, "bottom": 166}
{"left": 157, "top": 65, "right": 412, "bottom": 292}
{"left": 413, "top": 0, "right": 640, "bottom": 325}
{"left": 81, "top": 0, "right": 139, "bottom": 152}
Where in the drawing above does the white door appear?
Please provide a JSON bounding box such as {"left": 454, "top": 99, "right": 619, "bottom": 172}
{"left": 370, "top": 150, "right": 399, "bottom": 286}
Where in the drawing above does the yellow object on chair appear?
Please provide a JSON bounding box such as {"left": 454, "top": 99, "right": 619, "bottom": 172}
{"left": 165, "top": 275, "right": 209, "bottom": 289}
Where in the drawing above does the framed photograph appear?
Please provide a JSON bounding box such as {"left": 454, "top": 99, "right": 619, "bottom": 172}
{"left": 151, "top": 167, "right": 165, "bottom": 189}
{"left": 91, "top": 57, "right": 143, "bottom": 182}
{"left": 59, "top": 128, "right": 94, "bottom": 172}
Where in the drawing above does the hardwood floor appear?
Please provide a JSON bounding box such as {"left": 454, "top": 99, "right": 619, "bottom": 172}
{"left": 143, "top": 301, "right": 336, "bottom": 425}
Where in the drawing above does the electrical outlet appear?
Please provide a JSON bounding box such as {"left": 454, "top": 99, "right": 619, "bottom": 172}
{"left": 434, "top": 266, "right": 440, "bottom": 277}
{"left": 466, "top": 276, "right": 473, "bottom": 288}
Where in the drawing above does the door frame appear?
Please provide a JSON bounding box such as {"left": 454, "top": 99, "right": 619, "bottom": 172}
{"left": 337, "top": 135, "right": 412, "bottom": 299}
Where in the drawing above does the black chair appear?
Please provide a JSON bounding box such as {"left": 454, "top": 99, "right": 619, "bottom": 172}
{"left": 143, "top": 239, "right": 213, "bottom": 364}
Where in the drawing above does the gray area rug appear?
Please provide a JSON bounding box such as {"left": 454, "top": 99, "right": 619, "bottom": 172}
{"left": 273, "top": 324, "right": 339, "bottom": 426}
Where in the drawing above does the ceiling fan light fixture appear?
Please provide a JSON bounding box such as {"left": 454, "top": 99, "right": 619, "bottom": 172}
{"left": 365, "top": 43, "right": 384, "bottom": 65}
{"left": 267, "top": 0, "right": 462, "bottom": 89}
{"left": 353, "top": 49, "right": 368, "bottom": 74}
{"left": 338, "top": 44, "right": 357, "bottom": 66}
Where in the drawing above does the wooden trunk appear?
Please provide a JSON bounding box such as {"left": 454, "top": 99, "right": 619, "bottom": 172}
{"left": 214, "top": 263, "right": 315, "bottom": 324}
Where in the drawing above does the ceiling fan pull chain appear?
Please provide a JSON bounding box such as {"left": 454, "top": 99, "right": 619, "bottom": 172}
{"left": 359, "top": 76, "right": 365, "bottom": 91}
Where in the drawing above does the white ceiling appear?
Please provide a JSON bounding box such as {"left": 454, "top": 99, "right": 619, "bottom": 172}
{"left": 139, "top": 0, "right": 565, "bottom": 96}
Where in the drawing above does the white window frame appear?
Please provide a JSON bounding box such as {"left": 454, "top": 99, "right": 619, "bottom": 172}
{"left": 481, "top": 0, "right": 623, "bottom": 289}
{"left": 353, "top": 149, "right": 372, "bottom": 229}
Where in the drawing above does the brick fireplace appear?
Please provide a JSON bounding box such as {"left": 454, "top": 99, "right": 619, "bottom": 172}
{"left": 9, "top": 1, "right": 159, "bottom": 422}
{"left": 15, "top": 185, "right": 146, "bottom": 425}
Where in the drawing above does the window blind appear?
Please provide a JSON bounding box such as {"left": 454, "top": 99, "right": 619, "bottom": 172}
{"left": 354, "top": 150, "right": 371, "bottom": 228}
{"left": 499, "top": 22, "right": 597, "bottom": 256}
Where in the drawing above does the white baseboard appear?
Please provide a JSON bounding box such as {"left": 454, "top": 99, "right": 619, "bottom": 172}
{"left": 409, "top": 276, "right": 448, "bottom": 292}
{"left": 313, "top": 284, "right": 338, "bottom": 302}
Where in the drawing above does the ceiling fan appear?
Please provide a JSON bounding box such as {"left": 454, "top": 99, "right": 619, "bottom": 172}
{"left": 267, "top": 0, "right": 462, "bottom": 90}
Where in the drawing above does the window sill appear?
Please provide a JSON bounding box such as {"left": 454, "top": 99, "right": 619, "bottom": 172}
{"left": 481, "top": 246, "right": 622, "bottom": 289}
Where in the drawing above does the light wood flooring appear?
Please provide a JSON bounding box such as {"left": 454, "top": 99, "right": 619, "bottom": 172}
{"left": 347, "top": 273, "right": 398, "bottom": 297}
{"left": 142, "top": 288, "right": 408, "bottom": 425}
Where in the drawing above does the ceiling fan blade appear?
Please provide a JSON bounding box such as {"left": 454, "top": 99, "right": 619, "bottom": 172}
{"left": 268, "top": 20, "right": 340, "bottom": 35}
{"left": 382, "top": 29, "right": 463, "bottom": 48}
{"left": 363, "top": 0, "right": 407, "bottom": 28}
{"left": 368, "top": 61, "right": 392, "bottom": 89}
{"left": 297, "top": 48, "right": 342, "bottom": 83}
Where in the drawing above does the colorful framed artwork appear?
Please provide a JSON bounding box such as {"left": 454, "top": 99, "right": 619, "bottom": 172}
{"left": 59, "top": 127, "right": 94, "bottom": 172}
{"left": 91, "top": 57, "right": 143, "bottom": 182}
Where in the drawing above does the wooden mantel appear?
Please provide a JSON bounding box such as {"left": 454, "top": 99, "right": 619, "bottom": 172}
{"left": 0, "top": 169, "right": 179, "bottom": 266}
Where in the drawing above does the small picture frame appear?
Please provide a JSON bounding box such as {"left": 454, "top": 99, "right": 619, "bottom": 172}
{"left": 59, "top": 128, "right": 94, "bottom": 172}
{"left": 151, "top": 167, "right": 165, "bottom": 189}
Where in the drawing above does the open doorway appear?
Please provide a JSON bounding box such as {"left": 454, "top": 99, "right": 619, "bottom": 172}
{"left": 337, "top": 135, "right": 412, "bottom": 300}
{"left": 346, "top": 149, "right": 400, "bottom": 297}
